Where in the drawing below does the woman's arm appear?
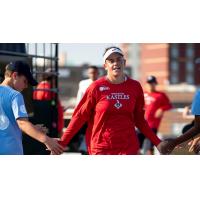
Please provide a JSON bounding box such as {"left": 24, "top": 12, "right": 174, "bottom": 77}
{"left": 60, "top": 84, "right": 97, "bottom": 147}
{"left": 134, "top": 83, "right": 161, "bottom": 146}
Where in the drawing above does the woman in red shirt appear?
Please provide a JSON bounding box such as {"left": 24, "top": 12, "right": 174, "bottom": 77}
{"left": 60, "top": 47, "right": 170, "bottom": 155}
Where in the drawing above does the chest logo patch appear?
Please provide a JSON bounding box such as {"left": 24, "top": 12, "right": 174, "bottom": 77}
{"left": 114, "top": 100, "right": 122, "bottom": 109}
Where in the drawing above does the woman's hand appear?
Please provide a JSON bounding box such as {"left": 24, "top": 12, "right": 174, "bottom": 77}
{"left": 156, "top": 139, "right": 176, "bottom": 155}
{"left": 44, "top": 136, "right": 64, "bottom": 155}
{"left": 188, "top": 136, "right": 200, "bottom": 154}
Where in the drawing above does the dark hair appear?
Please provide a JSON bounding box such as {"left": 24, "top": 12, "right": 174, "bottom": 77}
{"left": 88, "top": 65, "right": 98, "bottom": 71}
{"left": 43, "top": 73, "right": 55, "bottom": 81}
{"left": 42, "top": 68, "right": 56, "bottom": 81}
{"left": 103, "top": 46, "right": 122, "bottom": 56}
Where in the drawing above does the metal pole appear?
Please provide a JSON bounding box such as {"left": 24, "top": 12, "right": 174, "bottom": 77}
{"left": 55, "top": 43, "right": 59, "bottom": 95}
{"left": 35, "top": 43, "right": 38, "bottom": 80}
{"left": 43, "top": 43, "right": 46, "bottom": 71}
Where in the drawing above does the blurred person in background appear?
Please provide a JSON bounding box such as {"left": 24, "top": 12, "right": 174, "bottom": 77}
{"left": 137, "top": 75, "right": 172, "bottom": 155}
{"left": 76, "top": 66, "right": 99, "bottom": 104}
{"left": 33, "top": 68, "right": 64, "bottom": 136}
{"left": 59, "top": 47, "right": 171, "bottom": 155}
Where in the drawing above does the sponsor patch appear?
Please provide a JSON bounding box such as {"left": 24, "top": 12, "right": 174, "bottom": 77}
{"left": 99, "top": 86, "right": 110, "bottom": 92}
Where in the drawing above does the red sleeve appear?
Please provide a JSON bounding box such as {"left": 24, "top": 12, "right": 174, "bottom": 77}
{"left": 57, "top": 99, "right": 64, "bottom": 134}
{"left": 33, "top": 83, "right": 44, "bottom": 100}
{"left": 33, "top": 82, "right": 53, "bottom": 100}
{"left": 60, "top": 84, "right": 97, "bottom": 147}
{"left": 42, "top": 82, "right": 53, "bottom": 100}
{"left": 134, "top": 83, "right": 161, "bottom": 146}
{"left": 160, "top": 93, "right": 172, "bottom": 111}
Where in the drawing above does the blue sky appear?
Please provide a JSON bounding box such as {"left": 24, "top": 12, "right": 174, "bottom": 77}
{"left": 59, "top": 43, "right": 119, "bottom": 66}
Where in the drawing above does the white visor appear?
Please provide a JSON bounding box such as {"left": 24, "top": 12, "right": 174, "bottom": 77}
{"left": 103, "top": 48, "right": 124, "bottom": 63}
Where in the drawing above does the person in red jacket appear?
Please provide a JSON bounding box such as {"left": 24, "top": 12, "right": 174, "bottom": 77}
{"left": 59, "top": 46, "right": 170, "bottom": 155}
{"left": 33, "top": 69, "right": 64, "bottom": 135}
{"left": 139, "top": 75, "right": 172, "bottom": 155}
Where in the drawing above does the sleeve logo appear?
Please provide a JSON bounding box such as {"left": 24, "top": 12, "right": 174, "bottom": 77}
{"left": 20, "top": 105, "right": 27, "bottom": 114}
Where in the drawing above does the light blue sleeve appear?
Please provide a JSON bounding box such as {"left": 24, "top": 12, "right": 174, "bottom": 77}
{"left": 191, "top": 90, "right": 200, "bottom": 115}
{"left": 12, "top": 93, "right": 28, "bottom": 120}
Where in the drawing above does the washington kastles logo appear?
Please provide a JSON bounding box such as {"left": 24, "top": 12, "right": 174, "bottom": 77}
{"left": 106, "top": 93, "right": 130, "bottom": 100}
{"left": 107, "top": 93, "right": 130, "bottom": 109}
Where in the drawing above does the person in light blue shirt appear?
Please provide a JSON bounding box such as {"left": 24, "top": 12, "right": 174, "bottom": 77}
{"left": 0, "top": 86, "right": 28, "bottom": 154}
{"left": 191, "top": 90, "right": 200, "bottom": 115}
{"left": 0, "top": 61, "right": 64, "bottom": 155}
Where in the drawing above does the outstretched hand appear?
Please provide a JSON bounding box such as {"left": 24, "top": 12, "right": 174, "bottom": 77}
{"left": 156, "top": 139, "right": 176, "bottom": 155}
{"left": 188, "top": 136, "right": 200, "bottom": 154}
{"left": 44, "top": 137, "right": 64, "bottom": 155}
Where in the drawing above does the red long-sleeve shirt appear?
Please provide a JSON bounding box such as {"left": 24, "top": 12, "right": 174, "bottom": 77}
{"left": 144, "top": 91, "right": 172, "bottom": 129}
{"left": 60, "top": 77, "right": 161, "bottom": 155}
